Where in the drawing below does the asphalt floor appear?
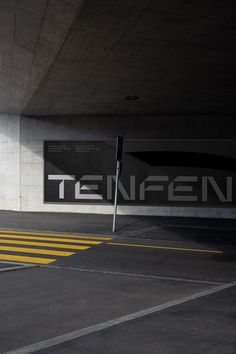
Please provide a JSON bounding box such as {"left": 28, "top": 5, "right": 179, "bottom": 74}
{"left": 0, "top": 211, "right": 235, "bottom": 354}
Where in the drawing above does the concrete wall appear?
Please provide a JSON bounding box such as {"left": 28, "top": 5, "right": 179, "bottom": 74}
{"left": 0, "top": 114, "right": 235, "bottom": 218}
{"left": 19, "top": 115, "right": 236, "bottom": 218}
{"left": 0, "top": 114, "right": 20, "bottom": 211}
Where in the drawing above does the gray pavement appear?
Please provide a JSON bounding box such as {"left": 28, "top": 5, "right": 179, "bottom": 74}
{"left": 0, "top": 210, "right": 236, "bottom": 242}
{"left": 0, "top": 267, "right": 213, "bottom": 353}
{"left": 35, "top": 286, "right": 236, "bottom": 354}
{"left": 0, "top": 211, "right": 235, "bottom": 353}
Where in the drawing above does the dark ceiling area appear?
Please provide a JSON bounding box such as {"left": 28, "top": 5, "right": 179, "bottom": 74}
{"left": 0, "top": 0, "right": 236, "bottom": 116}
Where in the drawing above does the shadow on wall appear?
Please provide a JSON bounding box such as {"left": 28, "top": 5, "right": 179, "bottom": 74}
{"left": 1, "top": 114, "right": 236, "bottom": 211}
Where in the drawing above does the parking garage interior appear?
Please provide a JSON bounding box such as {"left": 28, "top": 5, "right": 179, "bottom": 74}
{"left": 0, "top": 1, "right": 236, "bottom": 353}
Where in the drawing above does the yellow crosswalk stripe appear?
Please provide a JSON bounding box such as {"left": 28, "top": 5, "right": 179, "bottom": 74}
{"left": 0, "top": 230, "right": 108, "bottom": 265}
{"left": 0, "top": 234, "right": 102, "bottom": 245}
{"left": 0, "top": 254, "right": 56, "bottom": 264}
{"left": 0, "top": 239, "right": 90, "bottom": 250}
{"left": 0, "top": 245, "right": 75, "bottom": 257}
{"left": 0, "top": 229, "right": 112, "bottom": 241}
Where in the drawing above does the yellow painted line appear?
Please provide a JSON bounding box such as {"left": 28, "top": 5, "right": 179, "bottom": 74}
{"left": 0, "top": 239, "right": 90, "bottom": 250}
{"left": 0, "top": 245, "right": 75, "bottom": 257}
{"left": 0, "top": 234, "right": 102, "bottom": 245}
{"left": 0, "top": 254, "right": 56, "bottom": 264}
{"left": 107, "top": 242, "right": 223, "bottom": 254}
{"left": 0, "top": 230, "right": 112, "bottom": 241}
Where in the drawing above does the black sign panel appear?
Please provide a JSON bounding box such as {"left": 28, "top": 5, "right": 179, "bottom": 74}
{"left": 44, "top": 141, "right": 116, "bottom": 203}
{"left": 44, "top": 140, "right": 236, "bottom": 206}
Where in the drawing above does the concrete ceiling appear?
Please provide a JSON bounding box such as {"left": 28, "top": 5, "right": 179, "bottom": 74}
{"left": 0, "top": 0, "right": 236, "bottom": 116}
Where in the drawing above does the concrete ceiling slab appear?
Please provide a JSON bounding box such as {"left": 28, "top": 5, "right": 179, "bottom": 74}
{"left": 0, "top": 0, "right": 235, "bottom": 116}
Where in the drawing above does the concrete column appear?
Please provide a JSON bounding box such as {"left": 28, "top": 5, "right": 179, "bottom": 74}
{"left": 0, "top": 114, "right": 20, "bottom": 211}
